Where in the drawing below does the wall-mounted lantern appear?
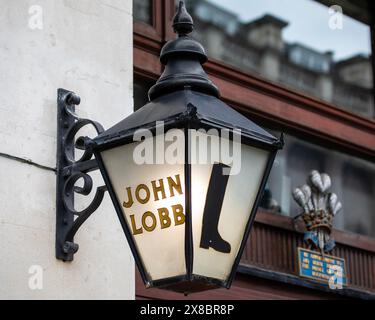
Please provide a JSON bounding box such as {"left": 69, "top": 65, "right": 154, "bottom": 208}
{"left": 55, "top": 1, "right": 283, "bottom": 294}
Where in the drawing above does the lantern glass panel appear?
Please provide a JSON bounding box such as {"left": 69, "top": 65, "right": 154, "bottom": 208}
{"left": 190, "top": 131, "right": 270, "bottom": 281}
{"left": 100, "top": 130, "right": 187, "bottom": 281}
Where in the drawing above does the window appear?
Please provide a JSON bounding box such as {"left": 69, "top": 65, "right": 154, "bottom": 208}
{"left": 133, "top": 0, "right": 153, "bottom": 25}
{"left": 134, "top": 75, "right": 154, "bottom": 111}
{"left": 185, "top": 0, "right": 374, "bottom": 119}
{"left": 263, "top": 133, "right": 375, "bottom": 237}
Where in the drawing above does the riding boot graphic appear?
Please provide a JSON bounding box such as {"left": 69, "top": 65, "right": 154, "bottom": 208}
{"left": 200, "top": 163, "right": 231, "bottom": 254}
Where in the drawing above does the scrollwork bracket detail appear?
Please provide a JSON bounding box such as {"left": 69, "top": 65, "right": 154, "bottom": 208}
{"left": 56, "top": 88, "right": 106, "bottom": 261}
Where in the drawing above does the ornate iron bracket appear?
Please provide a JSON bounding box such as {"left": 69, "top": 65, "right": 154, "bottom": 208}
{"left": 56, "top": 88, "right": 106, "bottom": 261}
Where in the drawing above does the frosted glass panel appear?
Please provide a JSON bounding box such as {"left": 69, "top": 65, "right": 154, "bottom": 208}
{"left": 190, "top": 132, "right": 269, "bottom": 280}
{"left": 101, "top": 132, "right": 186, "bottom": 281}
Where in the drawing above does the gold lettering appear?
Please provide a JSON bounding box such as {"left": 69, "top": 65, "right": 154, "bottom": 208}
{"left": 130, "top": 214, "right": 143, "bottom": 235}
{"left": 158, "top": 207, "right": 171, "bottom": 229}
{"left": 135, "top": 184, "right": 150, "bottom": 204}
{"left": 313, "top": 260, "right": 323, "bottom": 266}
{"left": 172, "top": 204, "right": 185, "bottom": 226}
{"left": 123, "top": 187, "right": 134, "bottom": 208}
{"left": 168, "top": 175, "right": 183, "bottom": 197}
{"left": 312, "top": 266, "right": 322, "bottom": 272}
{"left": 151, "top": 179, "right": 166, "bottom": 201}
{"left": 142, "top": 211, "right": 157, "bottom": 232}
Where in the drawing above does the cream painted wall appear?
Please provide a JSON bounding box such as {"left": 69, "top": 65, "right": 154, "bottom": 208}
{"left": 0, "top": 0, "right": 134, "bottom": 299}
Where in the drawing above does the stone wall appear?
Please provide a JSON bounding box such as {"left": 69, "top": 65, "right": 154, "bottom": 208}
{"left": 0, "top": 0, "right": 134, "bottom": 299}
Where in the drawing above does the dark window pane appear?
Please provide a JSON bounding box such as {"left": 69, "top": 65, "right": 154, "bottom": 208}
{"left": 133, "top": 0, "right": 153, "bottom": 25}
{"left": 185, "top": 0, "right": 374, "bottom": 119}
{"left": 134, "top": 75, "right": 154, "bottom": 111}
{"left": 263, "top": 133, "right": 375, "bottom": 237}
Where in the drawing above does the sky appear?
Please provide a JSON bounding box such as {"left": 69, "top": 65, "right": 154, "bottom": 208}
{"left": 207, "top": 0, "right": 371, "bottom": 61}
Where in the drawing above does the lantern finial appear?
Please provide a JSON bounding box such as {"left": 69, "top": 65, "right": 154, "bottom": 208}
{"left": 148, "top": 0, "right": 220, "bottom": 101}
{"left": 173, "top": 1, "right": 194, "bottom": 36}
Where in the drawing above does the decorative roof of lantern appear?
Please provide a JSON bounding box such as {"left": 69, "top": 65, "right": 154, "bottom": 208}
{"left": 148, "top": 1, "right": 220, "bottom": 100}
{"left": 93, "top": 1, "right": 283, "bottom": 151}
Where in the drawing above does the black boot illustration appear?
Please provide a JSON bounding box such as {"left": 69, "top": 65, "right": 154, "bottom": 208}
{"left": 200, "top": 163, "right": 231, "bottom": 254}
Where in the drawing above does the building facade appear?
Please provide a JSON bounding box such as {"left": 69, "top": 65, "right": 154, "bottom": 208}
{"left": 134, "top": 0, "right": 375, "bottom": 300}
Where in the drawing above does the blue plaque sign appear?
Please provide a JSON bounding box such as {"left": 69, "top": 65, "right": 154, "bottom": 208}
{"left": 298, "top": 248, "right": 347, "bottom": 286}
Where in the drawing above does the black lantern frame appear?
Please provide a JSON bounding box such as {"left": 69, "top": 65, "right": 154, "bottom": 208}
{"left": 91, "top": 98, "right": 282, "bottom": 292}
{"left": 55, "top": 1, "right": 283, "bottom": 293}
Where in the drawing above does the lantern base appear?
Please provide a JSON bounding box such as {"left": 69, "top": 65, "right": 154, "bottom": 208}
{"left": 160, "top": 281, "right": 220, "bottom": 295}
{"left": 148, "top": 275, "right": 228, "bottom": 294}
